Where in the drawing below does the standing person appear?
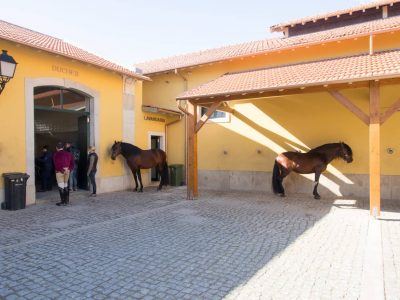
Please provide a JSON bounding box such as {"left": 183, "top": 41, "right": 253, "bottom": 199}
{"left": 87, "top": 146, "right": 98, "bottom": 197}
{"left": 53, "top": 142, "right": 74, "bottom": 206}
{"left": 65, "top": 142, "right": 80, "bottom": 191}
{"left": 36, "top": 145, "right": 53, "bottom": 192}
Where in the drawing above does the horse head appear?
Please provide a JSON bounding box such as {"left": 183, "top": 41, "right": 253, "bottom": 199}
{"left": 111, "top": 141, "right": 122, "bottom": 160}
{"left": 339, "top": 142, "right": 353, "bottom": 163}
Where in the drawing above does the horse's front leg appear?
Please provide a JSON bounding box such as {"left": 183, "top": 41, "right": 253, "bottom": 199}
{"left": 132, "top": 168, "right": 139, "bottom": 192}
{"left": 137, "top": 169, "right": 143, "bottom": 192}
{"left": 313, "top": 172, "right": 321, "bottom": 200}
{"left": 278, "top": 167, "right": 289, "bottom": 197}
{"left": 157, "top": 164, "right": 163, "bottom": 191}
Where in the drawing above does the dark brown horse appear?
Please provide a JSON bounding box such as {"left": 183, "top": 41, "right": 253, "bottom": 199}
{"left": 111, "top": 141, "right": 169, "bottom": 192}
{"left": 272, "top": 142, "right": 353, "bottom": 199}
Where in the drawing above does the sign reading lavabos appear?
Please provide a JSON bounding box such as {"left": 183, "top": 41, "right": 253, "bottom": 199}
{"left": 52, "top": 65, "right": 79, "bottom": 77}
{"left": 144, "top": 115, "right": 165, "bottom": 123}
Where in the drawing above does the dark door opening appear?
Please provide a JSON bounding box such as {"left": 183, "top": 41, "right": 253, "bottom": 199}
{"left": 151, "top": 135, "right": 161, "bottom": 181}
{"left": 34, "top": 86, "right": 90, "bottom": 191}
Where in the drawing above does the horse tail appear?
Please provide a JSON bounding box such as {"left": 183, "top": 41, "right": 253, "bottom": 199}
{"left": 272, "top": 160, "right": 281, "bottom": 194}
{"left": 161, "top": 161, "right": 169, "bottom": 186}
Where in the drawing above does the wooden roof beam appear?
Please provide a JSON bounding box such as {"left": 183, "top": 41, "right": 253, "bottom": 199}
{"left": 195, "top": 101, "right": 222, "bottom": 133}
{"left": 187, "top": 81, "right": 370, "bottom": 105}
{"left": 201, "top": 101, "right": 235, "bottom": 114}
{"left": 381, "top": 97, "right": 400, "bottom": 124}
{"left": 328, "top": 90, "right": 369, "bottom": 125}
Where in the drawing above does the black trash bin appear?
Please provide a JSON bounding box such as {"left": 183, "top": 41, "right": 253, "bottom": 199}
{"left": 2, "top": 173, "right": 30, "bottom": 211}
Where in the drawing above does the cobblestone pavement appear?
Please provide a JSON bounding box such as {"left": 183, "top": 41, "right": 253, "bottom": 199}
{"left": 0, "top": 187, "right": 399, "bottom": 300}
{"left": 381, "top": 201, "right": 400, "bottom": 300}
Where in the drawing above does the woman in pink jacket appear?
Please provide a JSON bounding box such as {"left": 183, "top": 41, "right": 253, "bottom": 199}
{"left": 53, "top": 142, "right": 74, "bottom": 206}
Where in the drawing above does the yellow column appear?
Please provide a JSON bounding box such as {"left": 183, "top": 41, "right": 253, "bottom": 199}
{"left": 369, "top": 81, "right": 380, "bottom": 217}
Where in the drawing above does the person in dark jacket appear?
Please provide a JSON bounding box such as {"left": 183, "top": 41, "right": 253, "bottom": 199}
{"left": 87, "top": 146, "right": 98, "bottom": 197}
{"left": 36, "top": 145, "right": 53, "bottom": 192}
{"left": 53, "top": 142, "right": 74, "bottom": 206}
{"left": 65, "top": 142, "right": 80, "bottom": 191}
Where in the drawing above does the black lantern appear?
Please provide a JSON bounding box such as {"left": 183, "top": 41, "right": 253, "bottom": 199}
{"left": 0, "top": 50, "right": 18, "bottom": 95}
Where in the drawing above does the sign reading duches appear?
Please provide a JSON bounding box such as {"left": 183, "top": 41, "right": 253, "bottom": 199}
{"left": 52, "top": 65, "right": 79, "bottom": 77}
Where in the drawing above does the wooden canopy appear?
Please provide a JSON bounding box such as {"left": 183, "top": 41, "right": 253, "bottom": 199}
{"left": 177, "top": 51, "right": 400, "bottom": 217}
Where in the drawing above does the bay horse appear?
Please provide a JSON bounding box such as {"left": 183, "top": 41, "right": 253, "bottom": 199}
{"left": 272, "top": 142, "right": 353, "bottom": 199}
{"left": 111, "top": 141, "right": 169, "bottom": 192}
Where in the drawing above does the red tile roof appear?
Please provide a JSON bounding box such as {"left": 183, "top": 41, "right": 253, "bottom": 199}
{"left": 177, "top": 49, "right": 400, "bottom": 100}
{"left": 136, "top": 15, "right": 400, "bottom": 75}
{"left": 0, "top": 19, "right": 149, "bottom": 81}
{"left": 270, "top": 0, "right": 399, "bottom": 32}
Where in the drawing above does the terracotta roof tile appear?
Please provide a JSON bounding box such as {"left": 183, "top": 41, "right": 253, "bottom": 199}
{"left": 270, "top": 0, "right": 399, "bottom": 32}
{"left": 177, "top": 49, "right": 400, "bottom": 100}
{"left": 136, "top": 15, "right": 400, "bottom": 75}
{"left": 0, "top": 19, "right": 149, "bottom": 81}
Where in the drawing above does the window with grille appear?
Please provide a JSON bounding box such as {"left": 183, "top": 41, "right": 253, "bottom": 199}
{"left": 199, "top": 106, "right": 230, "bottom": 123}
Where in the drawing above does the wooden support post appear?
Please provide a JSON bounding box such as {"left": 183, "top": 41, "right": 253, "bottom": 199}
{"left": 186, "top": 101, "right": 198, "bottom": 200}
{"left": 369, "top": 81, "right": 381, "bottom": 217}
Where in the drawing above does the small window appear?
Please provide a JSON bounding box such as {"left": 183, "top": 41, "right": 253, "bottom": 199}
{"left": 199, "top": 106, "right": 230, "bottom": 123}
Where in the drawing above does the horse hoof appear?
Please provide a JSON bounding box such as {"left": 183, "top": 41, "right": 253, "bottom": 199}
{"left": 314, "top": 195, "right": 321, "bottom": 200}
{"left": 139, "top": 190, "right": 143, "bottom": 193}
{"left": 275, "top": 193, "right": 285, "bottom": 198}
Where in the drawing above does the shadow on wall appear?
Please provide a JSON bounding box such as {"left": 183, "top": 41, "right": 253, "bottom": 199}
{"left": 198, "top": 94, "right": 373, "bottom": 199}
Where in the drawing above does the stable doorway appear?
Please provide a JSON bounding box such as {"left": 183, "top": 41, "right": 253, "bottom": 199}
{"left": 34, "top": 86, "right": 90, "bottom": 191}
{"left": 149, "top": 132, "right": 165, "bottom": 182}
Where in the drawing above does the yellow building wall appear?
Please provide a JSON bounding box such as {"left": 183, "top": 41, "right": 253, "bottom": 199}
{"left": 0, "top": 40, "right": 133, "bottom": 189}
{"left": 142, "top": 31, "right": 400, "bottom": 177}
{"left": 197, "top": 85, "right": 400, "bottom": 175}
{"left": 166, "top": 119, "right": 185, "bottom": 165}
{"left": 134, "top": 81, "right": 168, "bottom": 150}
{"left": 134, "top": 80, "right": 183, "bottom": 180}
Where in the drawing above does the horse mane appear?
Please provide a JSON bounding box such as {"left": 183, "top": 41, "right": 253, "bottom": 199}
{"left": 308, "top": 143, "right": 338, "bottom": 153}
{"left": 120, "top": 142, "right": 142, "bottom": 156}
{"left": 308, "top": 142, "right": 352, "bottom": 157}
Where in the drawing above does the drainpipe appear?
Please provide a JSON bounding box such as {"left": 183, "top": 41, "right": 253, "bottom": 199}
{"left": 177, "top": 99, "right": 190, "bottom": 115}
{"left": 369, "top": 34, "right": 374, "bottom": 55}
{"left": 174, "top": 69, "right": 189, "bottom": 185}
{"left": 174, "top": 68, "right": 188, "bottom": 91}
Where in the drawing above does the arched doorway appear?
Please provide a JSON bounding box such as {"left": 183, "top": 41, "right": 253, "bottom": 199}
{"left": 34, "top": 86, "right": 90, "bottom": 192}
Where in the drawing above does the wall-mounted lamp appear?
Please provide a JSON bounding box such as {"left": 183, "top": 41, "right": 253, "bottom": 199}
{"left": 0, "top": 50, "right": 18, "bottom": 95}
